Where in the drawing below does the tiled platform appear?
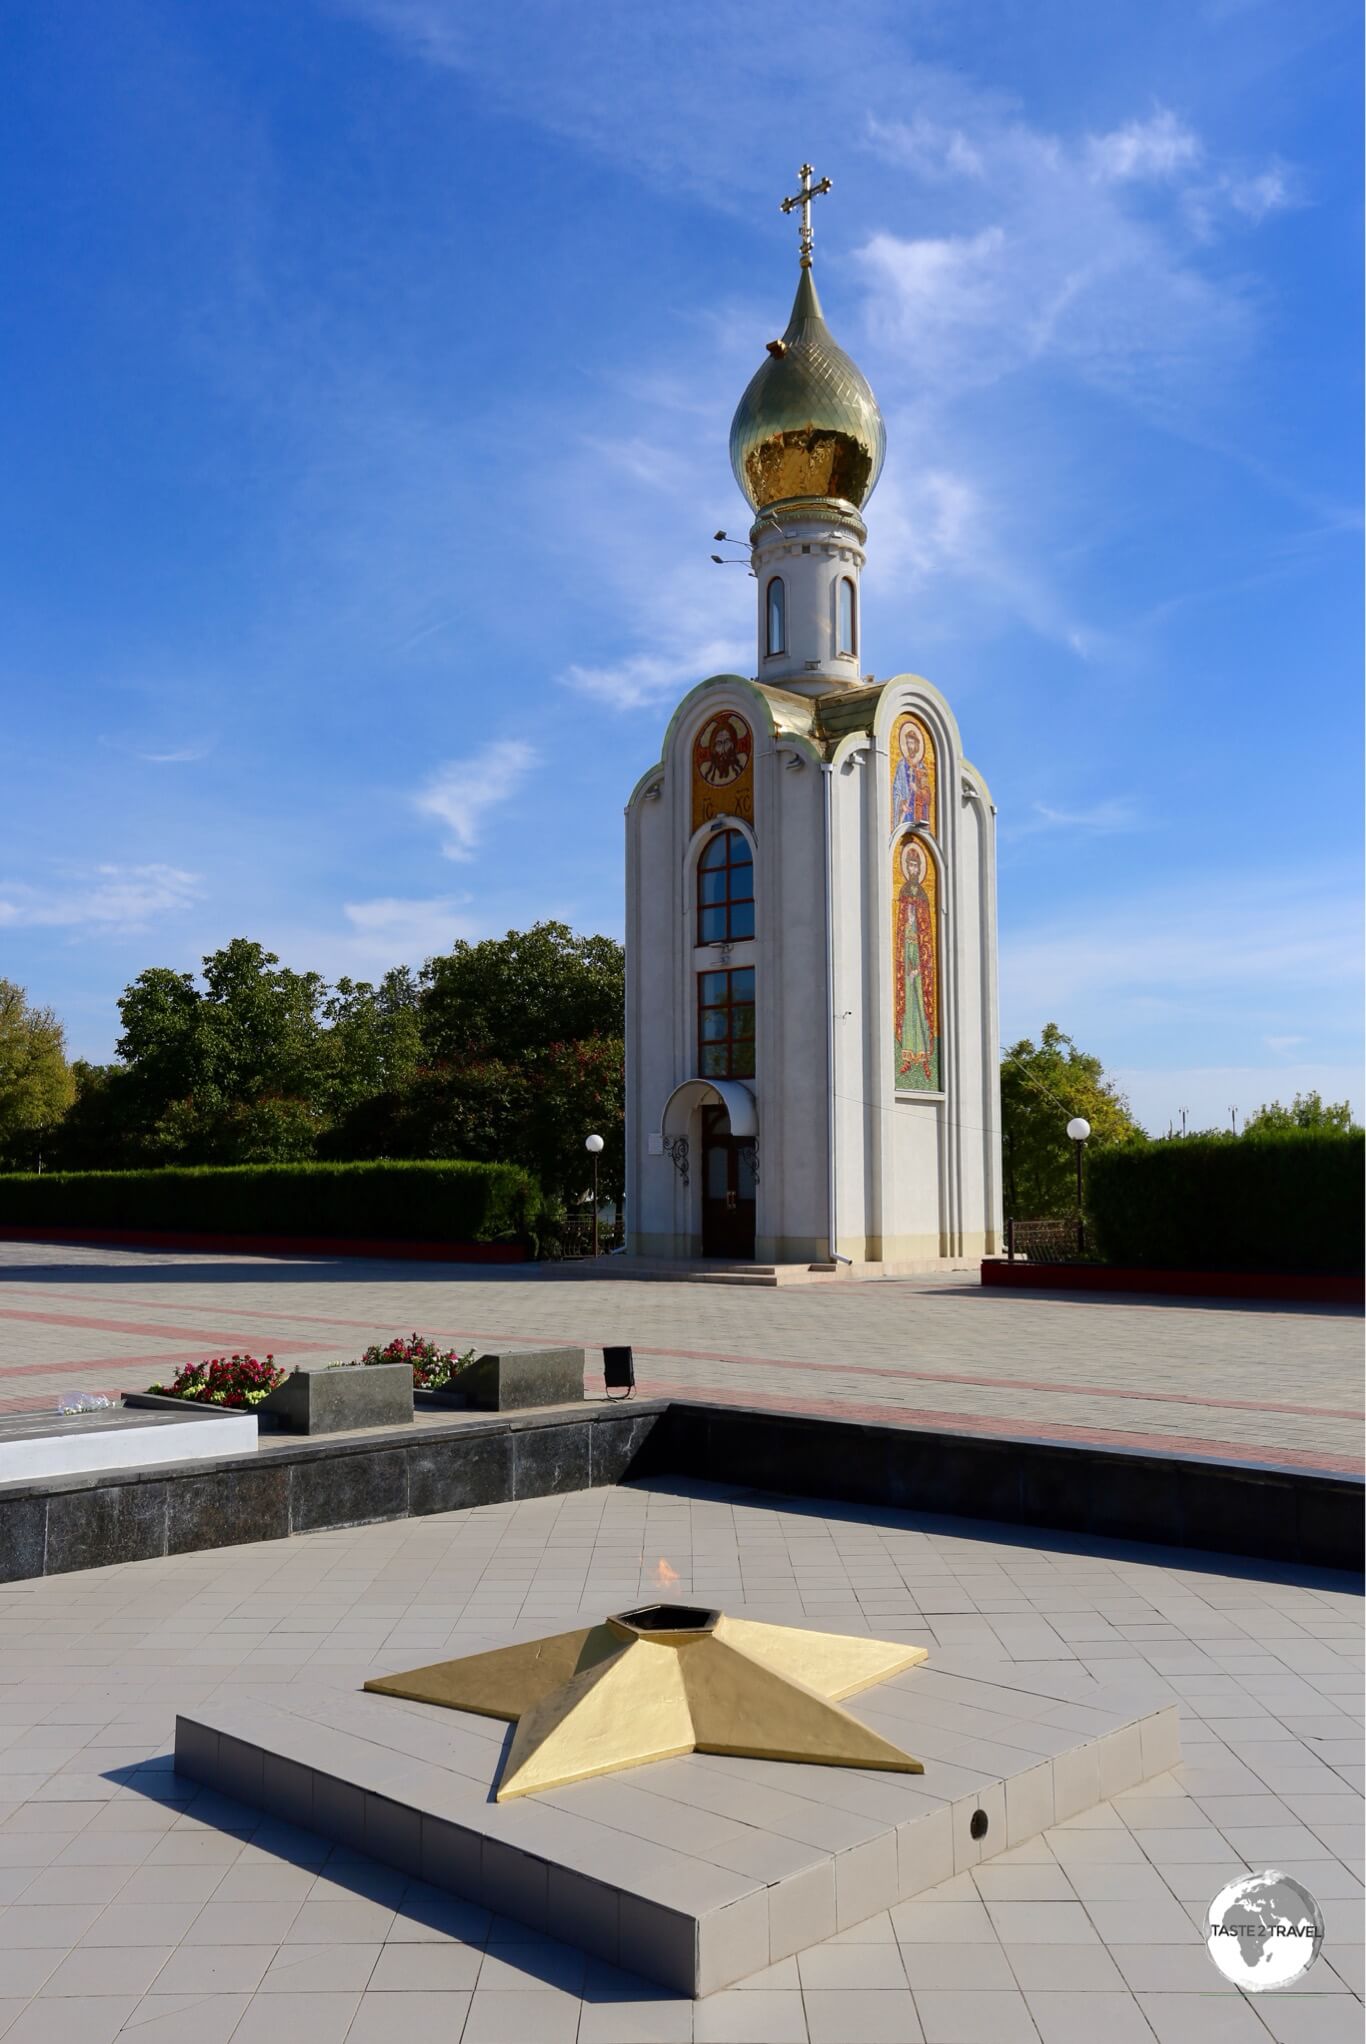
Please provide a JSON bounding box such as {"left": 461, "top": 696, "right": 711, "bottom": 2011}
{"left": 176, "top": 1646, "right": 1178, "bottom": 1993}
{"left": 0, "top": 1477, "right": 1359, "bottom": 2040}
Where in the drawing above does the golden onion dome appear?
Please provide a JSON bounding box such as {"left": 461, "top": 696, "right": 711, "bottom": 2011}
{"left": 729, "top": 266, "right": 886, "bottom": 513}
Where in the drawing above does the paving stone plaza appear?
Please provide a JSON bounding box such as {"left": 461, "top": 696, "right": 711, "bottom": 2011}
{"left": 0, "top": 1241, "right": 1358, "bottom": 2040}
{"left": 0, "top": 1243, "right": 1359, "bottom": 1473}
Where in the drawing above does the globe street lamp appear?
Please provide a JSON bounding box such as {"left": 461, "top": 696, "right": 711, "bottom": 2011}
{"left": 584, "top": 1134, "right": 605, "bottom": 1257}
{"left": 1066, "top": 1117, "right": 1091, "bottom": 1254}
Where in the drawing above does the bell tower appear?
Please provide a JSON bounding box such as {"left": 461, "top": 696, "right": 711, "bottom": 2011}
{"left": 624, "top": 168, "right": 1002, "bottom": 1271}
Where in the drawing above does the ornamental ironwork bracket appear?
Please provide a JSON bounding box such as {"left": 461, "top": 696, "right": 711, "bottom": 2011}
{"left": 662, "top": 1136, "right": 690, "bottom": 1188}
{"left": 739, "top": 1138, "right": 760, "bottom": 1186}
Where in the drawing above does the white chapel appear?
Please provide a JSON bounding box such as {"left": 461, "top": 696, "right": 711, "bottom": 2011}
{"left": 624, "top": 169, "right": 1002, "bottom": 1270}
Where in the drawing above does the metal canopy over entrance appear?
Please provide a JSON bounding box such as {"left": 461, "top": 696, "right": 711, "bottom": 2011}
{"left": 659, "top": 1078, "right": 757, "bottom": 1139}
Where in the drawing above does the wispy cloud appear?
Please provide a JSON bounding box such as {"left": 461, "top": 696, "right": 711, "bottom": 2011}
{"left": 1085, "top": 110, "right": 1202, "bottom": 183}
{"left": 1020, "top": 797, "right": 1143, "bottom": 834}
{"left": 860, "top": 104, "right": 1272, "bottom": 413}
{"left": 135, "top": 741, "right": 215, "bottom": 765}
{"left": 341, "top": 895, "right": 476, "bottom": 961}
{"left": 413, "top": 739, "right": 538, "bottom": 860}
{"left": 0, "top": 865, "right": 202, "bottom": 932}
{"left": 563, "top": 635, "right": 749, "bottom": 711}
{"left": 98, "top": 734, "right": 218, "bottom": 766}
{"left": 1223, "top": 165, "right": 1295, "bottom": 220}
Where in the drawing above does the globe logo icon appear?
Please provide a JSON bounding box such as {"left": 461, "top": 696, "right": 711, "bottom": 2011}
{"left": 1206, "top": 1871, "right": 1324, "bottom": 1990}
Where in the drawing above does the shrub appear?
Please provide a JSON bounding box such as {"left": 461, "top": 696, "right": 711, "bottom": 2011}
{"left": 1087, "top": 1129, "right": 1365, "bottom": 1274}
{"left": 360, "top": 1332, "right": 474, "bottom": 1390}
{"left": 0, "top": 1158, "right": 545, "bottom": 1247}
{"left": 150, "top": 1354, "right": 286, "bottom": 1408}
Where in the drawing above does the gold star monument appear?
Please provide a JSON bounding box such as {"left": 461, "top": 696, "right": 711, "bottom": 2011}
{"left": 365, "top": 1603, "right": 928, "bottom": 1801}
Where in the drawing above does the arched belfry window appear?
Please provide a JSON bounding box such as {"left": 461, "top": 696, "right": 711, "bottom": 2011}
{"left": 838, "top": 576, "right": 857, "bottom": 656}
{"left": 697, "top": 829, "right": 755, "bottom": 943}
{"left": 766, "top": 577, "right": 785, "bottom": 657}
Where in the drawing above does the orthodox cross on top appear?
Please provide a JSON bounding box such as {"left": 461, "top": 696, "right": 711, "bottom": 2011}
{"left": 779, "top": 163, "right": 832, "bottom": 269}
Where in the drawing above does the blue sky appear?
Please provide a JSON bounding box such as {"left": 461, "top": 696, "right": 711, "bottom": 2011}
{"left": 2, "top": 0, "right": 1360, "bottom": 1132}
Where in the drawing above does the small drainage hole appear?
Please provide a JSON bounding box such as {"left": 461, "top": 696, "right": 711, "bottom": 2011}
{"left": 969, "top": 1809, "right": 989, "bottom": 1840}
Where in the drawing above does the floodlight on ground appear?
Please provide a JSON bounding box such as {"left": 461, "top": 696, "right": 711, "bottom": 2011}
{"left": 603, "top": 1345, "right": 635, "bottom": 1399}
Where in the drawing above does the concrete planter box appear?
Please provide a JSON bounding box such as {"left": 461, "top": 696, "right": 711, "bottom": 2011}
{"left": 257, "top": 1363, "right": 413, "bottom": 1436}
{"left": 416, "top": 1346, "right": 585, "bottom": 1413}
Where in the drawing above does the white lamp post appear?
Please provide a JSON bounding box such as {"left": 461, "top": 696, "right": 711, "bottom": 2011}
{"left": 584, "top": 1134, "right": 604, "bottom": 1257}
{"left": 1066, "top": 1117, "right": 1091, "bottom": 1253}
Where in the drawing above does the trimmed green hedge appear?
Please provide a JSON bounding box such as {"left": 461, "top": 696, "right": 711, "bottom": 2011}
{"left": 1087, "top": 1131, "right": 1364, "bottom": 1274}
{"left": 0, "top": 1160, "right": 544, "bottom": 1247}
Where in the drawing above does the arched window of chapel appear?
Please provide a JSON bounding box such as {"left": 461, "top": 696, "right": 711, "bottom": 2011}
{"left": 697, "top": 829, "right": 755, "bottom": 943}
{"left": 765, "top": 577, "right": 785, "bottom": 657}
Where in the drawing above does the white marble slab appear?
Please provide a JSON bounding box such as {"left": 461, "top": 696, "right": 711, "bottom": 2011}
{"left": 0, "top": 1403, "right": 256, "bottom": 1483}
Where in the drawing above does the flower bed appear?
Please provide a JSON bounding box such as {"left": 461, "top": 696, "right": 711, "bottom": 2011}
{"left": 144, "top": 1335, "right": 475, "bottom": 1412}
{"left": 360, "top": 1333, "right": 474, "bottom": 1391}
{"left": 148, "top": 1354, "right": 286, "bottom": 1409}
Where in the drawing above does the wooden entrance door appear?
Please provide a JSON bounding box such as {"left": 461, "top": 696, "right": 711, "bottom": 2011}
{"left": 700, "top": 1105, "right": 756, "bottom": 1259}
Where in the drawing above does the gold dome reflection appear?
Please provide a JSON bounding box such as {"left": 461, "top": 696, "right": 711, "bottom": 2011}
{"left": 729, "top": 268, "right": 885, "bottom": 513}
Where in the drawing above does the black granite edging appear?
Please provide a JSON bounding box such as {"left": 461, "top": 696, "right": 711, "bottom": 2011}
{"left": 0, "top": 1401, "right": 672, "bottom": 1584}
{"left": 662, "top": 1404, "right": 1364, "bottom": 1575}
{"left": 1, "top": 1398, "right": 1358, "bottom": 1585}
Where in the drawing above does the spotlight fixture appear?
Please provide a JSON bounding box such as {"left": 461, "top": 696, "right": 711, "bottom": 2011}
{"left": 603, "top": 1345, "right": 635, "bottom": 1398}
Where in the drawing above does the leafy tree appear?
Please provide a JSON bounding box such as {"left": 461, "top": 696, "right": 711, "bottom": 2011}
{"left": 112, "top": 940, "right": 329, "bottom": 1162}
{"left": 322, "top": 1038, "right": 624, "bottom": 1212}
{"left": 0, "top": 980, "right": 75, "bottom": 1167}
{"left": 1243, "top": 1090, "right": 1359, "bottom": 1137}
{"left": 1001, "top": 1022, "right": 1142, "bottom": 1218}
{"left": 324, "top": 1058, "right": 532, "bottom": 1166}
{"left": 34, "top": 922, "right": 627, "bottom": 1197}
{"left": 322, "top": 970, "right": 423, "bottom": 1117}
{"left": 196, "top": 939, "right": 328, "bottom": 1110}
{"left": 522, "top": 1036, "right": 624, "bottom": 1211}
{"left": 113, "top": 966, "right": 201, "bottom": 1117}
{"left": 48, "top": 1061, "right": 141, "bottom": 1171}
{"left": 419, "top": 923, "right": 624, "bottom": 1064}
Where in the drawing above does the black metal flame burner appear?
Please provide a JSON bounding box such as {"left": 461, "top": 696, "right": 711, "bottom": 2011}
{"left": 612, "top": 1604, "right": 719, "bottom": 1635}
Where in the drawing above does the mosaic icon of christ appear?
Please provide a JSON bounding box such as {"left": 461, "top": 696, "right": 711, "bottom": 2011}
{"left": 894, "top": 836, "right": 938, "bottom": 1091}
{"left": 697, "top": 714, "right": 750, "bottom": 787}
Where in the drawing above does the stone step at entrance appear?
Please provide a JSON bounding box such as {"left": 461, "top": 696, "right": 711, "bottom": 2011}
{"left": 564, "top": 1255, "right": 981, "bottom": 1285}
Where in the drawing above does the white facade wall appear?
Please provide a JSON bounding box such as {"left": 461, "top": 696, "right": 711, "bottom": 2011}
{"left": 625, "top": 670, "right": 1001, "bottom": 1266}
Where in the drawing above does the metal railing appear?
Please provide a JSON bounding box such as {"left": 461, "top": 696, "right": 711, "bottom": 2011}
{"left": 551, "top": 1218, "right": 625, "bottom": 1260}
{"left": 1005, "top": 1216, "right": 1086, "bottom": 1264}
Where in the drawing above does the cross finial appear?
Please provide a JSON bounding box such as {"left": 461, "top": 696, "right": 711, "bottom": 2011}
{"left": 779, "top": 162, "right": 832, "bottom": 270}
